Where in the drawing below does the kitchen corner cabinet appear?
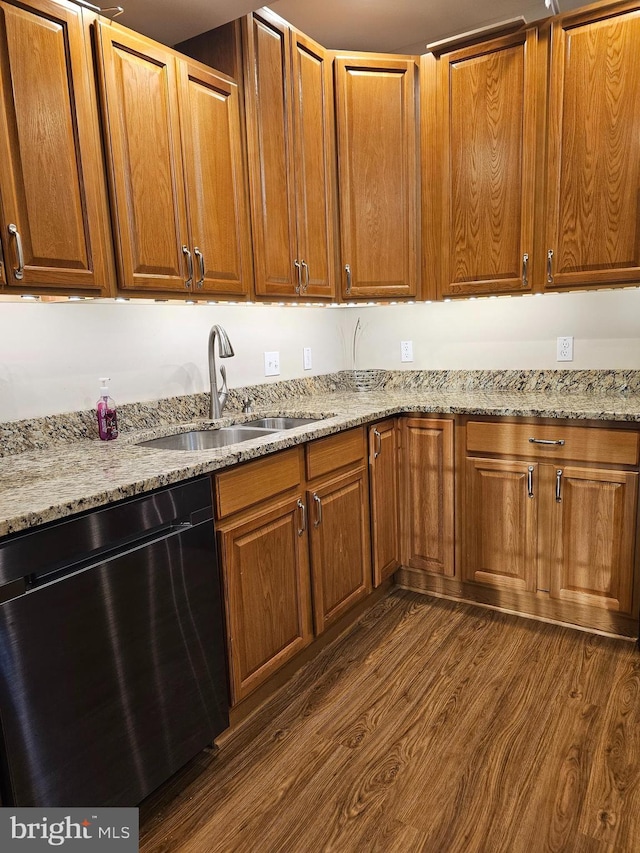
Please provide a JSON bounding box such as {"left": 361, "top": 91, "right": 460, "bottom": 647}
{"left": 437, "top": 28, "right": 538, "bottom": 296}
{"left": 0, "top": 0, "right": 113, "bottom": 294}
{"left": 334, "top": 54, "right": 419, "bottom": 300}
{"left": 369, "top": 420, "right": 400, "bottom": 586}
{"left": 544, "top": 1, "right": 640, "bottom": 290}
{"left": 96, "top": 23, "right": 251, "bottom": 297}
{"left": 462, "top": 419, "right": 640, "bottom": 618}
{"left": 400, "top": 417, "right": 455, "bottom": 577}
{"left": 242, "top": 9, "right": 338, "bottom": 299}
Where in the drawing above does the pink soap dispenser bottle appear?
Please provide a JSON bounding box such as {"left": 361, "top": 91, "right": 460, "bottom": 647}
{"left": 96, "top": 377, "right": 118, "bottom": 441}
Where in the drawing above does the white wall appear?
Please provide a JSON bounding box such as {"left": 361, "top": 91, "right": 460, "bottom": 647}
{"left": 1, "top": 287, "right": 640, "bottom": 422}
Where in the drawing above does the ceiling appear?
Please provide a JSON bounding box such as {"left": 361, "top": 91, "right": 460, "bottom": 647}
{"left": 109, "top": 0, "right": 587, "bottom": 54}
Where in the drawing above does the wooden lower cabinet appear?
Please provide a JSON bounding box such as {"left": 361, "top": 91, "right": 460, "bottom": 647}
{"left": 369, "top": 420, "right": 400, "bottom": 586}
{"left": 400, "top": 417, "right": 455, "bottom": 577}
{"left": 308, "top": 467, "right": 372, "bottom": 634}
{"left": 217, "top": 494, "right": 312, "bottom": 704}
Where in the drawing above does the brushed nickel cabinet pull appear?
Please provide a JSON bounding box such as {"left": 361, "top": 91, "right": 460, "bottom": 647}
{"left": 374, "top": 428, "right": 382, "bottom": 458}
{"left": 547, "top": 249, "right": 554, "bottom": 284}
{"left": 529, "top": 437, "right": 565, "bottom": 446}
{"left": 556, "top": 469, "right": 563, "bottom": 503}
{"left": 194, "top": 247, "right": 205, "bottom": 288}
{"left": 182, "top": 246, "right": 193, "bottom": 288}
{"left": 8, "top": 224, "right": 24, "bottom": 281}
{"left": 313, "top": 493, "right": 322, "bottom": 527}
{"left": 527, "top": 465, "right": 534, "bottom": 499}
{"left": 301, "top": 259, "right": 309, "bottom": 292}
{"left": 297, "top": 499, "right": 306, "bottom": 535}
{"left": 294, "top": 259, "right": 302, "bottom": 295}
{"left": 345, "top": 263, "right": 352, "bottom": 295}
{"left": 522, "top": 253, "right": 529, "bottom": 288}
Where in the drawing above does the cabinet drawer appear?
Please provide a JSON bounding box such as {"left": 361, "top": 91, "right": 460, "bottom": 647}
{"left": 466, "top": 421, "right": 640, "bottom": 466}
{"left": 215, "top": 448, "right": 302, "bottom": 519}
{"left": 306, "top": 427, "right": 366, "bottom": 480}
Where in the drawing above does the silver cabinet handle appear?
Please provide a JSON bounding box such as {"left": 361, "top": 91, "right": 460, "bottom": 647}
{"left": 529, "top": 437, "right": 565, "bottom": 446}
{"left": 313, "top": 493, "right": 322, "bottom": 527}
{"left": 345, "top": 263, "right": 352, "bottom": 295}
{"left": 522, "top": 253, "right": 529, "bottom": 288}
{"left": 556, "top": 469, "right": 563, "bottom": 503}
{"left": 182, "top": 246, "right": 193, "bottom": 288}
{"left": 297, "top": 499, "right": 306, "bottom": 535}
{"left": 294, "top": 259, "right": 302, "bottom": 295}
{"left": 527, "top": 465, "right": 534, "bottom": 499}
{"left": 301, "top": 259, "right": 309, "bottom": 292}
{"left": 8, "top": 224, "right": 24, "bottom": 281}
{"left": 547, "top": 249, "right": 554, "bottom": 284}
{"left": 373, "top": 428, "right": 382, "bottom": 459}
{"left": 194, "top": 247, "right": 205, "bottom": 288}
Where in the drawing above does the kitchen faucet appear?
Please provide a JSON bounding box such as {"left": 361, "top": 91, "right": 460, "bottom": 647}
{"left": 208, "top": 324, "right": 235, "bottom": 419}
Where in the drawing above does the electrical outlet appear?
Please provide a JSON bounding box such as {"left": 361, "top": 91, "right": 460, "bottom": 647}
{"left": 303, "top": 347, "right": 312, "bottom": 370}
{"left": 556, "top": 336, "right": 574, "bottom": 362}
{"left": 264, "top": 351, "right": 280, "bottom": 376}
{"left": 401, "top": 340, "right": 414, "bottom": 363}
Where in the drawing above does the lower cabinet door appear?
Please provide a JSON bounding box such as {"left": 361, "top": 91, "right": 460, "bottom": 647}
{"left": 548, "top": 466, "right": 638, "bottom": 614}
{"left": 218, "top": 496, "right": 313, "bottom": 703}
{"left": 308, "top": 468, "right": 372, "bottom": 634}
{"left": 463, "top": 457, "right": 538, "bottom": 592}
{"left": 369, "top": 420, "right": 400, "bottom": 586}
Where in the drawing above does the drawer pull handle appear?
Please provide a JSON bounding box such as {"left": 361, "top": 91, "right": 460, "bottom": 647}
{"left": 313, "top": 493, "right": 322, "bottom": 527}
{"left": 194, "top": 247, "right": 205, "bottom": 288}
{"left": 297, "top": 499, "right": 306, "bottom": 535}
{"left": 556, "top": 469, "right": 563, "bottom": 503}
{"left": 182, "top": 245, "right": 193, "bottom": 288}
{"left": 294, "top": 259, "right": 302, "bottom": 295}
{"left": 522, "top": 253, "right": 529, "bottom": 288}
{"left": 373, "top": 428, "right": 382, "bottom": 458}
{"left": 547, "top": 248, "right": 554, "bottom": 284}
{"left": 345, "top": 263, "right": 352, "bottom": 295}
{"left": 301, "top": 259, "right": 309, "bottom": 292}
{"left": 527, "top": 465, "right": 534, "bottom": 499}
{"left": 529, "top": 438, "right": 565, "bottom": 446}
{"left": 8, "top": 224, "right": 24, "bottom": 280}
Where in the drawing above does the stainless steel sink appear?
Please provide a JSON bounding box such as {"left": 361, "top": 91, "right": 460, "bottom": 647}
{"left": 137, "top": 426, "right": 276, "bottom": 451}
{"left": 243, "top": 417, "right": 320, "bottom": 430}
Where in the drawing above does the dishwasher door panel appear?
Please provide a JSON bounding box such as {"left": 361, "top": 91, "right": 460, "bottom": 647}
{"left": 0, "top": 519, "right": 228, "bottom": 807}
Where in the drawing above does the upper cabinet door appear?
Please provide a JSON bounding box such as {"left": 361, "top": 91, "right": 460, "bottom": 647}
{"left": 439, "top": 29, "right": 538, "bottom": 296}
{"left": 335, "top": 56, "right": 418, "bottom": 300}
{"left": 290, "top": 31, "right": 337, "bottom": 299}
{"left": 243, "top": 11, "right": 298, "bottom": 297}
{"left": 0, "top": 0, "right": 112, "bottom": 292}
{"left": 545, "top": 3, "right": 640, "bottom": 289}
{"left": 97, "top": 24, "right": 190, "bottom": 292}
{"left": 177, "top": 60, "right": 252, "bottom": 297}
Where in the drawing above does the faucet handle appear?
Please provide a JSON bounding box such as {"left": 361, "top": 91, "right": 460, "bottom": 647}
{"left": 242, "top": 398, "right": 253, "bottom": 414}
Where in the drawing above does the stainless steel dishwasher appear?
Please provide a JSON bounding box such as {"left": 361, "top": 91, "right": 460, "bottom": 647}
{"left": 0, "top": 476, "right": 229, "bottom": 807}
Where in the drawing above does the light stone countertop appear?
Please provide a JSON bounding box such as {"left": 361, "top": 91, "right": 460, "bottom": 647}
{"left": 3, "top": 386, "right": 640, "bottom": 538}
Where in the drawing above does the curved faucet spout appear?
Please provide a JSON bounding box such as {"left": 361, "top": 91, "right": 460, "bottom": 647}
{"left": 208, "top": 325, "right": 234, "bottom": 419}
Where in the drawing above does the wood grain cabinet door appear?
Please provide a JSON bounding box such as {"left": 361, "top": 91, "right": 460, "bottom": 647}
{"left": 177, "top": 59, "right": 252, "bottom": 297}
{"left": 548, "top": 466, "right": 638, "bottom": 614}
{"left": 439, "top": 29, "right": 538, "bottom": 296}
{"left": 335, "top": 55, "right": 418, "bottom": 299}
{"left": 96, "top": 24, "right": 190, "bottom": 292}
{"left": 463, "top": 457, "right": 538, "bottom": 592}
{"left": 545, "top": 3, "right": 640, "bottom": 289}
{"left": 218, "top": 496, "right": 313, "bottom": 704}
{"left": 308, "top": 468, "right": 372, "bottom": 635}
{"left": 401, "top": 417, "right": 455, "bottom": 577}
{"left": 369, "top": 420, "right": 400, "bottom": 586}
{"left": 0, "top": 0, "right": 112, "bottom": 292}
{"left": 290, "top": 30, "right": 337, "bottom": 299}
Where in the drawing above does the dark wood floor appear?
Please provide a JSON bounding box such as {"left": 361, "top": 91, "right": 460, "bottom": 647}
{"left": 139, "top": 591, "right": 640, "bottom": 853}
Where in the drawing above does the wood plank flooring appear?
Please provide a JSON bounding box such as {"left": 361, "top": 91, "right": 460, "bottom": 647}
{"left": 139, "top": 591, "right": 640, "bottom": 853}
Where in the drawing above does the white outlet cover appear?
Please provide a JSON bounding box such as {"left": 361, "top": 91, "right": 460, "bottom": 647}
{"left": 401, "top": 340, "right": 414, "bottom": 363}
{"left": 303, "top": 347, "right": 312, "bottom": 370}
{"left": 556, "top": 336, "right": 574, "bottom": 362}
{"left": 264, "top": 351, "right": 280, "bottom": 376}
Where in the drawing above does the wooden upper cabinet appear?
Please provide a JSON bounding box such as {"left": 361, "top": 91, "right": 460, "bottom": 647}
{"left": 438, "top": 29, "right": 538, "bottom": 296}
{"left": 0, "top": 0, "right": 112, "bottom": 293}
{"left": 243, "top": 10, "right": 336, "bottom": 299}
{"left": 97, "top": 24, "right": 189, "bottom": 292}
{"left": 335, "top": 55, "right": 419, "bottom": 299}
{"left": 177, "top": 60, "right": 252, "bottom": 296}
{"left": 545, "top": 2, "right": 640, "bottom": 289}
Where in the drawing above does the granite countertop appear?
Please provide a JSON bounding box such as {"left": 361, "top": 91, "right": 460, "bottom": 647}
{"left": 2, "top": 386, "right": 640, "bottom": 539}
